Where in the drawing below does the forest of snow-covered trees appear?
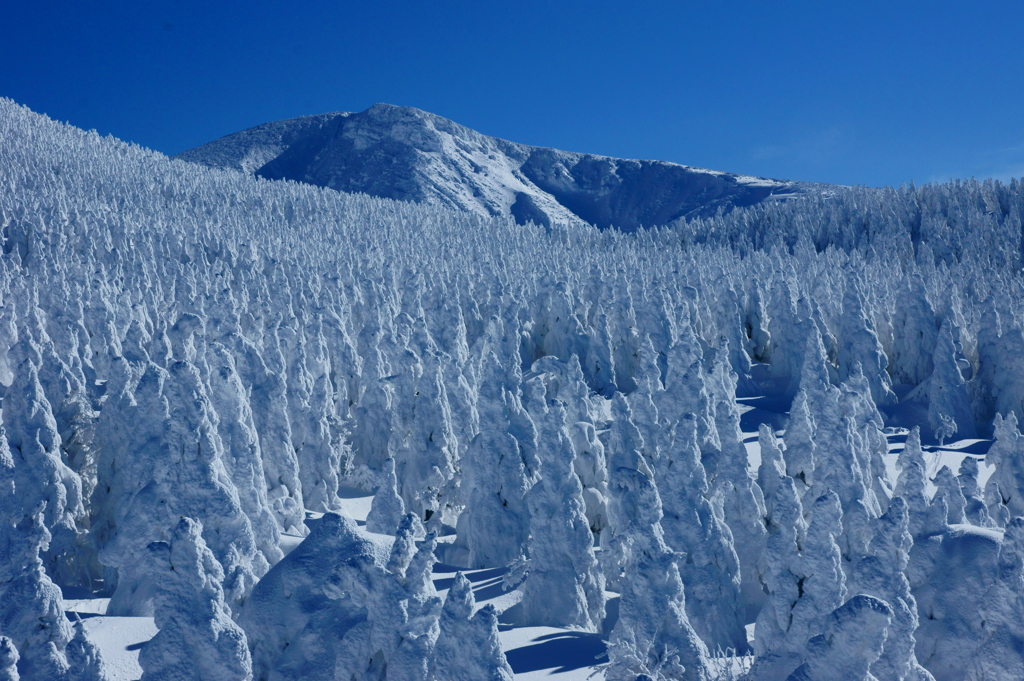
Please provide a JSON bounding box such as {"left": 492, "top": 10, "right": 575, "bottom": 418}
{"left": 3, "top": 96, "right": 1024, "bottom": 680}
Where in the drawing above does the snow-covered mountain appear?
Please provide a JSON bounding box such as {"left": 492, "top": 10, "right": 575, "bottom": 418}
{"left": 175, "top": 103, "right": 820, "bottom": 230}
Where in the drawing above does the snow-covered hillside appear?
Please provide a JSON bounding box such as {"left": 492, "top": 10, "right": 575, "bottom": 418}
{"left": 174, "top": 103, "right": 820, "bottom": 231}
{"left": 3, "top": 96, "right": 1024, "bottom": 680}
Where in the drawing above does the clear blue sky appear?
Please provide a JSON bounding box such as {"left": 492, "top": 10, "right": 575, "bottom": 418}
{"left": 3, "top": 1, "right": 1023, "bottom": 187}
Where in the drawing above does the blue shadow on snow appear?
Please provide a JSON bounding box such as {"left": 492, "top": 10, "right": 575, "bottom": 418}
{"left": 504, "top": 632, "right": 608, "bottom": 674}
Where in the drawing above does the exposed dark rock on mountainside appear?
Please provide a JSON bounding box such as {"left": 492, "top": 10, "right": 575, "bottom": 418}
{"left": 176, "top": 103, "right": 822, "bottom": 230}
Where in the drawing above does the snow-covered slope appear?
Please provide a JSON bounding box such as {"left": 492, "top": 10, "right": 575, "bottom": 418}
{"left": 175, "top": 103, "right": 820, "bottom": 230}
{"left": 6, "top": 96, "right": 1024, "bottom": 681}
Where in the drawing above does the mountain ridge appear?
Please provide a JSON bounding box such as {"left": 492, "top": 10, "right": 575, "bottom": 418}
{"left": 175, "top": 103, "right": 826, "bottom": 231}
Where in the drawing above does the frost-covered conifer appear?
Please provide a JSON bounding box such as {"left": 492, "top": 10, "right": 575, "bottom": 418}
{"left": 602, "top": 390, "right": 656, "bottom": 582}
{"left": 432, "top": 573, "right": 514, "bottom": 681}
{"left": 0, "top": 637, "right": 17, "bottom": 681}
{"left": 786, "top": 595, "right": 893, "bottom": 681}
{"left": 763, "top": 278, "right": 802, "bottom": 382}
{"left": 392, "top": 352, "right": 457, "bottom": 520}
{"left": 605, "top": 412, "right": 710, "bottom": 681}
{"left": 388, "top": 532, "right": 442, "bottom": 681}
{"left": 15, "top": 303, "right": 97, "bottom": 501}
{"left": 518, "top": 372, "right": 604, "bottom": 631}
{"left": 65, "top": 619, "right": 111, "bottom": 681}
{"left": 932, "top": 466, "right": 967, "bottom": 525}
{"left": 139, "top": 518, "right": 253, "bottom": 681}
{"left": 912, "top": 522, "right": 1004, "bottom": 680}
{"left": 782, "top": 327, "right": 836, "bottom": 491}
{"left": 240, "top": 511, "right": 438, "bottom": 681}
{"left": 966, "top": 518, "right": 1024, "bottom": 680}
{"left": 896, "top": 426, "right": 926, "bottom": 474}
{"left": 840, "top": 363, "right": 893, "bottom": 513}
{"left": 838, "top": 282, "right": 896, "bottom": 406}
{"left": 285, "top": 319, "right": 346, "bottom": 513}
{"left": 2, "top": 356, "right": 86, "bottom": 582}
{"left": 708, "top": 392, "right": 767, "bottom": 611}
{"left": 985, "top": 412, "right": 1024, "bottom": 518}
{"left": 0, "top": 427, "right": 19, "bottom": 581}
{"left": 749, "top": 491, "right": 847, "bottom": 681}
{"left": 365, "top": 456, "right": 406, "bottom": 534}
{"left": 532, "top": 355, "right": 608, "bottom": 529}
{"left": 658, "top": 413, "right": 745, "bottom": 652}
{"left": 0, "top": 509, "right": 72, "bottom": 680}
{"left": 849, "top": 498, "right": 934, "bottom": 681}
{"left": 718, "top": 286, "right": 757, "bottom": 396}
{"left": 758, "top": 424, "right": 787, "bottom": 521}
{"left": 985, "top": 479, "right": 1010, "bottom": 529}
{"left": 98, "top": 360, "right": 265, "bottom": 615}
{"left": 926, "top": 319, "right": 976, "bottom": 443}
{"left": 207, "top": 343, "right": 283, "bottom": 566}
{"left": 957, "top": 457, "right": 993, "bottom": 527}
{"left": 896, "top": 425, "right": 952, "bottom": 534}
{"left": 658, "top": 329, "right": 718, "bottom": 457}
{"left": 778, "top": 297, "right": 832, "bottom": 399}
{"left": 750, "top": 475, "right": 807, "bottom": 680}
{"left": 891, "top": 274, "right": 938, "bottom": 387}
{"left": 893, "top": 431, "right": 935, "bottom": 541}
{"left": 452, "top": 352, "right": 536, "bottom": 569}
{"left": 784, "top": 389, "right": 817, "bottom": 487}
{"left": 629, "top": 337, "right": 667, "bottom": 455}
{"left": 791, "top": 492, "right": 847, "bottom": 644}
{"left": 386, "top": 512, "right": 425, "bottom": 579}
{"left": 536, "top": 282, "right": 590, "bottom": 376}
{"left": 229, "top": 334, "right": 305, "bottom": 535}
{"left": 239, "top": 513, "right": 373, "bottom": 680}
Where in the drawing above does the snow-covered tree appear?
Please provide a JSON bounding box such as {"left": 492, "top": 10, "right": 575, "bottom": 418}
{"left": 957, "top": 457, "right": 993, "bottom": 527}
{"left": 432, "top": 573, "right": 514, "bottom": 681}
{"left": 518, "top": 371, "right": 604, "bottom": 631}
{"left": 849, "top": 497, "right": 934, "bottom": 681}
{"left": 138, "top": 518, "right": 252, "bottom": 681}
{"left": 926, "top": 319, "right": 976, "bottom": 443}
{"left": 451, "top": 352, "right": 537, "bottom": 569}
{"left": 748, "top": 491, "right": 847, "bottom": 681}
{"left": 838, "top": 282, "right": 896, "bottom": 407}
{"left": 5, "top": 93, "right": 1024, "bottom": 681}
{"left": 966, "top": 517, "right": 1024, "bottom": 680}
{"left": 912, "top": 524, "right": 1003, "bottom": 680}
{"left": 2, "top": 356, "right": 86, "bottom": 583}
{"left": 786, "top": 595, "right": 893, "bottom": 681}
{"left": 891, "top": 274, "right": 938, "bottom": 387}
{"left": 985, "top": 412, "right": 1024, "bottom": 518}
{"left": 605, "top": 396, "right": 710, "bottom": 681}
{"left": 0, "top": 637, "right": 18, "bottom": 681}
{"left": 0, "top": 509, "right": 72, "bottom": 680}
{"left": 659, "top": 413, "right": 745, "bottom": 652}
{"left": 65, "top": 618, "right": 111, "bottom": 681}
{"left": 365, "top": 456, "right": 406, "bottom": 534}
{"left": 98, "top": 359, "right": 266, "bottom": 616}
{"left": 932, "top": 466, "right": 967, "bottom": 526}
{"left": 706, "top": 367, "right": 767, "bottom": 612}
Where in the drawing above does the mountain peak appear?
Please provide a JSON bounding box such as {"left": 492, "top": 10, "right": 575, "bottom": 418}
{"left": 175, "top": 104, "right": 821, "bottom": 230}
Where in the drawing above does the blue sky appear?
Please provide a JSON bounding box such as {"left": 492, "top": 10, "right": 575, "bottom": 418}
{"left": 3, "top": 1, "right": 1023, "bottom": 187}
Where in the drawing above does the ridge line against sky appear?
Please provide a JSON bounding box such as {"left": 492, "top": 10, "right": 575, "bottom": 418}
{"left": 3, "top": 0, "right": 1023, "bottom": 188}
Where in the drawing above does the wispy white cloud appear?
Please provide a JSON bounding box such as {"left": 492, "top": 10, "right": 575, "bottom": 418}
{"left": 927, "top": 142, "right": 1024, "bottom": 184}
{"left": 750, "top": 127, "right": 846, "bottom": 165}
